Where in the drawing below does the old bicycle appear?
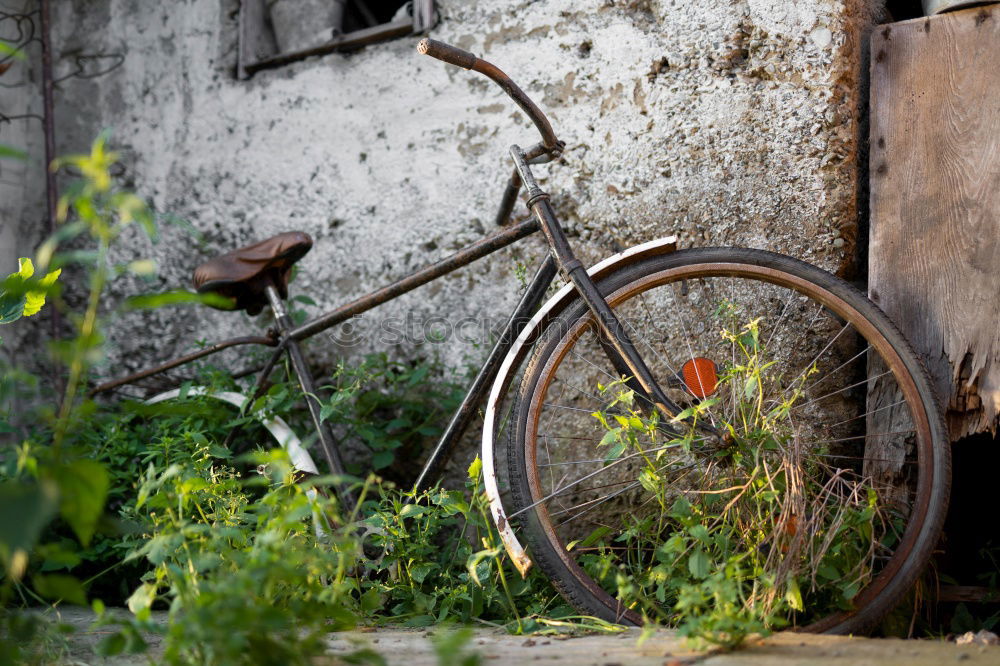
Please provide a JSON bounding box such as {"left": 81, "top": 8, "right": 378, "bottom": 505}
{"left": 93, "top": 39, "right": 950, "bottom": 634}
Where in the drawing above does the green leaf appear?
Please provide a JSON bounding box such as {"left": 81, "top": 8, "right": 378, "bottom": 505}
{"left": 51, "top": 460, "right": 110, "bottom": 547}
{"left": 125, "top": 289, "right": 233, "bottom": 310}
{"left": 402, "top": 614, "right": 435, "bottom": 628}
{"left": 662, "top": 534, "right": 687, "bottom": 554}
{"left": 399, "top": 503, "right": 429, "bottom": 519}
{"left": 0, "top": 292, "right": 24, "bottom": 324}
{"left": 743, "top": 375, "right": 759, "bottom": 400}
{"left": 467, "top": 457, "right": 482, "bottom": 480}
{"left": 0, "top": 480, "right": 59, "bottom": 576}
{"left": 436, "top": 491, "right": 469, "bottom": 516}
{"left": 96, "top": 632, "right": 127, "bottom": 657}
{"left": 410, "top": 562, "right": 437, "bottom": 583}
{"left": 598, "top": 429, "right": 618, "bottom": 448}
{"left": 604, "top": 441, "right": 627, "bottom": 462}
{"left": 688, "top": 549, "right": 710, "bottom": 579}
{"left": 0, "top": 41, "right": 25, "bottom": 60}
{"left": 580, "top": 526, "right": 612, "bottom": 549}
{"left": 466, "top": 546, "right": 501, "bottom": 586}
{"left": 639, "top": 468, "right": 660, "bottom": 494}
{"left": 126, "top": 582, "right": 157, "bottom": 614}
{"left": 406, "top": 365, "right": 429, "bottom": 386}
{"left": 0, "top": 145, "right": 28, "bottom": 160}
{"left": 688, "top": 524, "right": 711, "bottom": 543}
{"left": 22, "top": 265, "right": 61, "bottom": 317}
{"left": 670, "top": 406, "right": 696, "bottom": 423}
{"left": 11, "top": 256, "right": 34, "bottom": 281}
{"left": 33, "top": 573, "right": 87, "bottom": 605}
{"left": 785, "top": 577, "right": 804, "bottom": 611}
{"left": 180, "top": 477, "right": 208, "bottom": 494}
{"left": 360, "top": 587, "right": 382, "bottom": 613}
{"left": 817, "top": 564, "right": 839, "bottom": 581}
{"left": 371, "top": 450, "right": 394, "bottom": 470}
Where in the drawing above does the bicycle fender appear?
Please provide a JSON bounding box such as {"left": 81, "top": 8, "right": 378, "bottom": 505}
{"left": 145, "top": 387, "right": 319, "bottom": 475}
{"left": 481, "top": 235, "right": 677, "bottom": 577}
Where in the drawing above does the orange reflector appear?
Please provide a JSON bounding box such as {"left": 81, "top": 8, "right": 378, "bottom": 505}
{"left": 681, "top": 357, "right": 717, "bottom": 398}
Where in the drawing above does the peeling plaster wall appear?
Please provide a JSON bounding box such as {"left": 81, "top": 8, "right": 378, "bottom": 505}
{"left": 7, "top": 0, "right": 883, "bottom": 401}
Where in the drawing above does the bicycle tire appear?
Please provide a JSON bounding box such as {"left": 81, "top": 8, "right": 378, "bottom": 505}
{"left": 506, "top": 247, "right": 949, "bottom": 634}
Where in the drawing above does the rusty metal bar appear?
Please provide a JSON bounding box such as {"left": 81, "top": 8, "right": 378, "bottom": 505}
{"left": 88, "top": 335, "right": 277, "bottom": 396}
{"left": 287, "top": 216, "right": 540, "bottom": 342}
{"left": 494, "top": 167, "right": 522, "bottom": 226}
{"left": 39, "top": 0, "right": 56, "bottom": 232}
{"left": 39, "top": 0, "right": 61, "bottom": 350}
{"left": 244, "top": 19, "right": 413, "bottom": 75}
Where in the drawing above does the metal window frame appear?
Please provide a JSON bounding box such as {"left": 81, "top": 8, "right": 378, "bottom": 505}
{"left": 238, "top": 0, "right": 436, "bottom": 79}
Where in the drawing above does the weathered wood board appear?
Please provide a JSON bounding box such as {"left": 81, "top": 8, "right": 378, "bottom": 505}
{"left": 869, "top": 4, "right": 1000, "bottom": 440}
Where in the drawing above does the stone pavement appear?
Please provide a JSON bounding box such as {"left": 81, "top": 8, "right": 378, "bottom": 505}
{"left": 50, "top": 608, "right": 1000, "bottom": 665}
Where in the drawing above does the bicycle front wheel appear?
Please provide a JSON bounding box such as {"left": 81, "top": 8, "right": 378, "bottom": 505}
{"left": 507, "top": 247, "right": 948, "bottom": 634}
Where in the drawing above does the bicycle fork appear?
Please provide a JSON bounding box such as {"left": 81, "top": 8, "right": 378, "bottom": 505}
{"left": 510, "top": 145, "right": 688, "bottom": 428}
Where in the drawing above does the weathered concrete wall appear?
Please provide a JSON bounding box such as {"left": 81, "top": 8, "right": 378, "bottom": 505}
{"left": 6, "top": 0, "right": 882, "bottom": 388}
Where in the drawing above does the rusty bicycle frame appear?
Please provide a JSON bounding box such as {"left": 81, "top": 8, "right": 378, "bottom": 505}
{"left": 91, "top": 39, "right": 688, "bottom": 513}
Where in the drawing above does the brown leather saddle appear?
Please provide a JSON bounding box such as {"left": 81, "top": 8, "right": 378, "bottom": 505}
{"left": 193, "top": 231, "right": 313, "bottom": 315}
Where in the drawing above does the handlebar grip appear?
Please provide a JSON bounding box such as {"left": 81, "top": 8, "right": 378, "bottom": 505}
{"left": 417, "top": 38, "right": 478, "bottom": 70}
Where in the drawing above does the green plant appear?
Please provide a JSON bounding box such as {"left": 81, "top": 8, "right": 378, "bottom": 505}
{"left": 318, "top": 353, "right": 464, "bottom": 482}
{"left": 359, "top": 457, "right": 566, "bottom": 633}
{"left": 578, "top": 314, "right": 886, "bottom": 647}
{"left": 0, "top": 258, "right": 61, "bottom": 334}
{"left": 0, "top": 134, "right": 155, "bottom": 583}
{"left": 0, "top": 134, "right": 162, "bottom": 662}
{"left": 98, "top": 448, "right": 360, "bottom": 665}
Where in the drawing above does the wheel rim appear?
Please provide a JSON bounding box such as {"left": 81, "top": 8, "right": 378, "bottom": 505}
{"left": 517, "top": 261, "right": 936, "bottom": 631}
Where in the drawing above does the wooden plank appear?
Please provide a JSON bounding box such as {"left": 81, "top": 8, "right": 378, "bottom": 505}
{"left": 869, "top": 5, "right": 1000, "bottom": 441}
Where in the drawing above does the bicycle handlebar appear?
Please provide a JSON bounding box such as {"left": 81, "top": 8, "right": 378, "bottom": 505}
{"left": 417, "top": 39, "right": 478, "bottom": 70}
{"left": 417, "top": 38, "right": 562, "bottom": 155}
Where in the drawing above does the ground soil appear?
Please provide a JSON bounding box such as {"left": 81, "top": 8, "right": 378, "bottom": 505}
{"left": 54, "top": 608, "right": 1000, "bottom": 666}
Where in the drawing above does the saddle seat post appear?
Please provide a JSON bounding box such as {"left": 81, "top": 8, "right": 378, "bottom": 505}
{"left": 263, "top": 280, "right": 356, "bottom": 513}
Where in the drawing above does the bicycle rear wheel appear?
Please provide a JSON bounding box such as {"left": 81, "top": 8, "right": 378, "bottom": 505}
{"left": 507, "top": 247, "right": 949, "bottom": 634}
